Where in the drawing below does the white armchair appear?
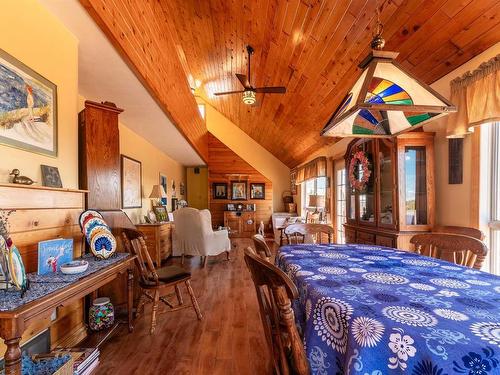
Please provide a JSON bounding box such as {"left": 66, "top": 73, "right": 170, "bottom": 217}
{"left": 173, "top": 207, "right": 231, "bottom": 267}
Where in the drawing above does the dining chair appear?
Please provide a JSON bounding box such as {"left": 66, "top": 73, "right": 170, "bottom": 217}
{"left": 243, "top": 247, "right": 309, "bottom": 375}
{"left": 121, "top": 229, "right": 203, "bottom": 334}
{"left": 284, "top": 223, "right": 334, "bottom": 244}
{"left": 432, "top": 225, "right": 485, "bottom": 240}
{"left": 252, "top": 234, "right": 272, "bottom": 261}
{"left": 410, "top": 233, "right": 488, "bottom": 270}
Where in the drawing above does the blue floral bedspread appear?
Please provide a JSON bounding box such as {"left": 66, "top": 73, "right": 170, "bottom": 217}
{"left": 276, "top": 244, "right": 500, "bottom": 375}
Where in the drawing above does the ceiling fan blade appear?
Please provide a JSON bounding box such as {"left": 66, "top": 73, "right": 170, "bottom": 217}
{"left": 236, "top": 74, "right": 251, "bottom": 89}
{"left": 213, "top": 90, "right": 246, "bottom": 96}
{"left": 254, "top": 86, "right": 287, "bottom": 94}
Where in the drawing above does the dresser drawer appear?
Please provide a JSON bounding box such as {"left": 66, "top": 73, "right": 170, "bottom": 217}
{"left": 376, "top": 235, "right": 395, "bottom": 248}
{"left": 345, "top": 228, "right": 356, "bottom": 243}
{"left": 357, "top": 231, "right": 375, "bottom": 243}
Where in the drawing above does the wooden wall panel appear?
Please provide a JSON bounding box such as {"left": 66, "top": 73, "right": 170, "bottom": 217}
{"left": 208, "top": 134, "right": 273, "bottom": 231}
{"left": 0, "top": 184, "right": 87, "bottom": 353}
{"left": 79, "top": 0, "right": 208, "bottom": 162}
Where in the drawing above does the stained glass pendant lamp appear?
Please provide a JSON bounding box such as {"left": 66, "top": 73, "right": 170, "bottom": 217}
{"left": 321, "top": 18, "right": 456, "bottom": 138}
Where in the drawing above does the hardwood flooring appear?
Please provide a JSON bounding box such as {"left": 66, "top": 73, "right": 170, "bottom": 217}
{"left": 96, "top": 238, "right": 274, "bottom": 375}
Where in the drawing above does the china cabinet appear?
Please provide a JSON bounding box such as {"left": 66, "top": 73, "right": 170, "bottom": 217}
{"left": 344, "top": 132, "right": 435, "bottom": 250}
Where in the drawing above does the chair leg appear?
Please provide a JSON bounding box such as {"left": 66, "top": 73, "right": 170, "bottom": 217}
{"left": 175, "top": 284, "right": 183, "bottom": 306}
{"left": 150, "top": 289, "right": 160, "bottom": 334}
{"left": 203, "top": 256, "right": 208, "bottom": 267}
{"left": 225, "top": 251, "right": 230, "bottom": 261}
{"left": 186, "top": 280, "right": 203, "bottom": 320}
{"left": 135, "top": 293, "right": 147, "bottom": 319}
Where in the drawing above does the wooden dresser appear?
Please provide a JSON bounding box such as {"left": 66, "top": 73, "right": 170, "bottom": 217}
{"left": 135, "top": 223, "right": 173, "bottom": 265}
{"left": 223, "top": 211, "right": 256, "bottom": 238}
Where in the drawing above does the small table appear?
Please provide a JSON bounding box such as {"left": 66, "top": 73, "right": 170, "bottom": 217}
{"left": 277, "top": 244, "right": 500, "bottom": 374}
{"left": 0, "top": 253, "right": 136, "bottom": 375}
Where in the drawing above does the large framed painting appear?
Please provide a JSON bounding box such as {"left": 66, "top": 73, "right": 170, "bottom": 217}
{"left": 0, "top": 48, "right": 57, "bottom": 156}
{"left": 159, "top": 173, "right": 168, "bottom": 206}
{"left": 231, "top": 181, "right": 247, "bottom": 200}
{"left": 121, "top": 155, "right": 142, "bottom": 208}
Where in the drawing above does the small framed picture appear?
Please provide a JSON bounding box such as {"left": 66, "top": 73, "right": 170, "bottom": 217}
{"left": 213, "top": 183, "right": 228, "bottom": 199}
{"left": 231, "top": 181, "right": 247, "bottom": 200}
{"left": 250, "top": 183, "right": 265, "bottom": 199}
{"left": 153, "top": 206, "right": 168, "bottom": 222}
{"left": 41, "top": 165, "right": 62, "bottom": 188}
{"left": 227, "top": 203, "right": 236, "bottom": 211}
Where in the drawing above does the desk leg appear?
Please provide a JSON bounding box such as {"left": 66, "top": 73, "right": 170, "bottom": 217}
{"left": 4, "top": 337, "right": 21, "bottom": 375}
{"left": 127, "top": 268, "right": 134, "bottom": 332}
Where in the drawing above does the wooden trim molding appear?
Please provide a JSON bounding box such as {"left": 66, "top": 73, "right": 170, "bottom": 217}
{"left": 470, "top": 128, "right": 481, "bottom": 228}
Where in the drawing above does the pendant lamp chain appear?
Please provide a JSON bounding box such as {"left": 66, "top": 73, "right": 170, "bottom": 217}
{"left": 371, "top": 0, "right": 385, "bottom": 51}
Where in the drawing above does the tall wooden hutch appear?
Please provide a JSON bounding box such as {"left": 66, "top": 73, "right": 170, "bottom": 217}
{"left": 344, "top": 132, "right": 435, "bottom": 250}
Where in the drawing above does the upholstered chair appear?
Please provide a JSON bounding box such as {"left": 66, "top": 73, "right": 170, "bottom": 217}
{"left": 173, "top": 207, "right": 231, "bottom": 267}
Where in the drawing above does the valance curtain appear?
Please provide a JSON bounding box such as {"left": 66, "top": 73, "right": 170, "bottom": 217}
{"left": 291, "top": 156, "right": 327, "bottom": 186}
{"left": 447, "top": 54, "right": 500, "bottom": 138}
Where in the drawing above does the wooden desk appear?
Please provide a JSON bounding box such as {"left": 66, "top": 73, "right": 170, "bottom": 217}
{"left": 0, "top": 254, "right": 136, "bottom": 375}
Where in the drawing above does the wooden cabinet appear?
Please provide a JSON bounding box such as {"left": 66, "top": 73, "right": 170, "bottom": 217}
{"left": 344, "top": 133, "right": 435, "bottom": 250}
{"left": 136, "top": 223, "right": 173, "bottom": 265}
{"left": 78, "top": 100, "right": 123, "bottom": 210}
{"left": 223, "top": 211, "right": 256, "bottom": 237}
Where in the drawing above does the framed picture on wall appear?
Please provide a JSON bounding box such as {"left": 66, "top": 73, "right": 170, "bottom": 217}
{"left": 250, "top": 183, "right": 265, "bottom": 200}
{"left": 159, "top": 173, "right": 168, "bottom": 206}
{"left": 0, "top": 48, "right": 58, "bottom": 157}
{"left": 213, "top": 182, "right": 227, "bottom": 199}
{"left": 121, "top": 155, "right": 142, "bottom": 208}
{"left": 231, "top": 181, "right": 247, "bottom": 200}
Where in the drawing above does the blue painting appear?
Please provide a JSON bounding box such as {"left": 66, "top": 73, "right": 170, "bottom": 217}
{"left": 160, "top": 173, "right": 168, "bottom": 206}
{"left": 37, "top": 239, "right": 73, "bottom": 275}
{"left": 0, "top": 48, "right": 57, "bottom": 156}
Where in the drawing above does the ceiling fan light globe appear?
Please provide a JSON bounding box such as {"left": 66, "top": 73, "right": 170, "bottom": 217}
{"left": 242, "top": 90, "right": 256, "bottom": 105}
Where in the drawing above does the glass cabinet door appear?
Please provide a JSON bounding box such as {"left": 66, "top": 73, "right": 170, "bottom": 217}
{"left": 356, "top": 141, "right": 375, "bottom": 224}
{"left": 404, "top": 146, "right": 427, "bottom": 225}
{"left": 378, "top": 140, "right": 395, "bottom": 227}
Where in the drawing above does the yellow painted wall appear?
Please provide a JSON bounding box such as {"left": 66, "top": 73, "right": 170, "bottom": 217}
{"left": 119, "top": 124, "right": 186, "bottom": 223}
{"left": 187, "top": 166, "right": 208, "bottom": 209}
{"left": 0, "top": 0, "right": 78, "bottom": 187}
{"left": 198, "top": 98, "right": 290, "bottom": 212}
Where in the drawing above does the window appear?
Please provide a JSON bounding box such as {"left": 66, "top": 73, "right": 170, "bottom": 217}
{"left": 479, "top": 122, "right": 500, "bottom": 275}
{"left": 301, "top": 177, "right": 326, "bottom": 211}
{"left": 197, "top": 103, "right": 206, "bottom": 120}
{"left": 336, "top": 167, "right": 347, "bottom": 244}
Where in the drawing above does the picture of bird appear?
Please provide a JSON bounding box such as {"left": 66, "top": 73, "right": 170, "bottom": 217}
{"left": 46, "top": 245, "right": 66, "bottom": 273}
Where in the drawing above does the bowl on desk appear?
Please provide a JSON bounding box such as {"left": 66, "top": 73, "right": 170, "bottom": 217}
{"left": 60, "top": 260, "right": 89, "bottom": 275}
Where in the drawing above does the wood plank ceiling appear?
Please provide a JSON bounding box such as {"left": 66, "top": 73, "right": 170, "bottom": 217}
{"left": 162, "top": 0, "right": 500, "bottom": 167}
{"left": 81, "top": 0, "right": 500, "bottom": 168}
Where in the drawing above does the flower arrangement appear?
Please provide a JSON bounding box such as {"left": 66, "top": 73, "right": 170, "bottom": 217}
{"left": 349, "top": 151, "right": 371, "bottom": 191}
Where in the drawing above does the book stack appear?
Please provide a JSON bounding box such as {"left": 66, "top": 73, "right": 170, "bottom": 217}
{"left": 53, "top": 347, "right": 99, "bottom": 375}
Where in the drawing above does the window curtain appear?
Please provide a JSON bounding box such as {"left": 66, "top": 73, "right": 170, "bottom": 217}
{"left": 291, "top": 157, "right": 327, "bottom": 185}
{"left": 447, "top": 54, "right": 500, "bottom": 138}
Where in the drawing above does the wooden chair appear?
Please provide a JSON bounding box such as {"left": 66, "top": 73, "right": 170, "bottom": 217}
{"left": 121, "top": 229, "right": 202, "bottom": 334}
{"left": 410, "top": 233, "right": 488, "bottom": 270}
{"left": 243, "top": 247, "right": 309, "bottom": 375}
{"left": 284, "top": 223, "right": 334, "bottom": 244}
{"left": 433, "top": 225, "right": 485, "bottom": 240}
{"left": 252, "top": 234, "right": 272, "bottom": 261}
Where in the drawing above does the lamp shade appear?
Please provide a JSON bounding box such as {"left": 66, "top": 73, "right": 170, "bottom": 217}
{"left": 148, "top": 184, "right": 167, "bottom": 199}
{"left": 308, "top": 195, "right": 325, "bottom": 208}
{"left": 321, "top": 50, "right": 456, "bottom": 137}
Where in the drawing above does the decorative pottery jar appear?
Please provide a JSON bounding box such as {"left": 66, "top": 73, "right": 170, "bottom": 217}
{"left": 89, "top": 297, "right": 114, "bottom": 331}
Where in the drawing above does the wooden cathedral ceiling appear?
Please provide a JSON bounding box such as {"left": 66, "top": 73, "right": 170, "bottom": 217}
{"left": 81, "top": 0, "right": 500, "bottom": 168}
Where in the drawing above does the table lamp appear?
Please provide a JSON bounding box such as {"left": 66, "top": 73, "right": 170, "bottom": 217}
{"left": 149, "top": 184, "right": 167, "bottom": 207}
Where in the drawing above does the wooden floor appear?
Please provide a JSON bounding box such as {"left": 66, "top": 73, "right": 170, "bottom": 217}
{"left": 96, "top": 238, "right": 273, "bottom": 375}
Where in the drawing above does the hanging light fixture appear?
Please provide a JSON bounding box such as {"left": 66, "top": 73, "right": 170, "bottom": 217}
{"left": 321, "top": 6, "right": 456, "bottom": 138}
{"left": 242, "top": 90, "right": 256, "bottom": 105}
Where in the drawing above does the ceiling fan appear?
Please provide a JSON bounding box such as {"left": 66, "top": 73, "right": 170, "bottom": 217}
{"left": 214, "top": 45, "right": 286, "bottom": 105}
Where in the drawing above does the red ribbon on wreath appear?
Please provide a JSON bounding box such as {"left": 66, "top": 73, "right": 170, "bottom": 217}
{"left": 349, "top": 151, "right": 371, "bottom": 191}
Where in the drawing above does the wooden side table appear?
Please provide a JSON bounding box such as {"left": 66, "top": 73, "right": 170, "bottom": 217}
{"left": 136, "top": 223, "right": 173, "bottom": 265}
